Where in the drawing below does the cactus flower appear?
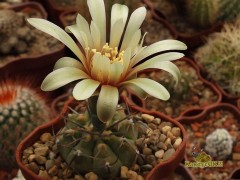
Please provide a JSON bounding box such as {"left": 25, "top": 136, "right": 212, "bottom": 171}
{"left": 27, "top": 0, "right": 187, "bottom": 123}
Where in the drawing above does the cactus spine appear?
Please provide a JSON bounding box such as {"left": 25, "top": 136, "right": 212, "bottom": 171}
{"left": 0, "top": 82, "right": 51, "bottom": 168}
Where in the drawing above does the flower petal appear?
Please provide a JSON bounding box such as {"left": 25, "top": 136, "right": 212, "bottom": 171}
{"left": 91, "top": 54, "right": 110, "bottom": 83}
{"left": 87, "top": 0, "right": 106, "bottom": 47}
{"left": 65, "top": 24, "right": 87, "bottom": 49}
{"left": 90, "top": 21, "right": 101, "bottom": 50}
{"left": 97, "top": 85, "right": 119, "bottom": 123}
{"left": 131, "top": 40, "right": 187, "bottom": 67}
{"left": 76, "top": 14, "right": 93, "bottom": 48}
{"left": 120, "top": 78, "right": 170, "bottom": 100}
{"left": 110, "top": 4, "right": 129, "bottom": 48}
{"left": 120, "top": 7, "right": 146, "bottom": 51}
{"left": 122, "top": 48, "right": 132, "bottom": 78}
{"left": 108, "top": 62, "right": 123, "bottom": 85}
{"left": 73, "top": 79, "right": 100, "bottom": 100}
{"left": 27, "top": 18, "right": 86, "bottom": 66}
{"left": 41, "top": 67, "right": 89, "bottom": 91}
{"left": 54, "top": 57, "right": 85, "bottom": 70}
{"left": 128, "top": 29, "right": 141, "bottom": 51}
{"left": 127, "top": 52, "right": 184, "bottom": 78}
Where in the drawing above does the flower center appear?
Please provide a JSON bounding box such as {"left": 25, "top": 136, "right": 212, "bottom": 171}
{"left": 92, "top": 43, "right": 124, "bottom": 63}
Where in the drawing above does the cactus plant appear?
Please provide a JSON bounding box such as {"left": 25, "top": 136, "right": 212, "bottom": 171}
{"left": 27, "top": 0, "right": 186, "bottom": 178}
{"left": 0, "top": 81, "right": 51, "bottom": 169}
{"left": 185, "top": 0, "right": 240, "bottom": 28}
{"left": 185, "top": 0, "right": 219, "bottom": 28}
{"left": 195, "top": 20, "right": 240, "bottom": 96}
{"left": 205, "top": 128, "right": 233, "bottom": 160}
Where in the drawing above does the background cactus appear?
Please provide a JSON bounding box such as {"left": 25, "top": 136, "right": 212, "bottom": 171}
{"left": 185, "top": 0, "right": 219, "bottom": 28}
{"left": 218, "top": 0, "right": 240, "bottom": 21}
{"left": 184, "top": 0, "right": 240, "bottom": 28}
{"left": 0, "top": 9, "right": 35, "bottom": 55}
{"left": 205, "top": 128, "right": 233, "bottom": 160}
{"left": 194, "top": 19, "right": 240, "bottom": 96}
{"left": 0, "top": 81, "right": 51, "bottom": 169}
{"left": 57, "top": 99, "right": 146, "bottom": 178}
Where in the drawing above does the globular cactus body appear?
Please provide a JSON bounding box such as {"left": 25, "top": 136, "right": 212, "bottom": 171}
{"left": 205, "top": 128, "right": 233, "bottom": 160}
{"left": 219, "top": 0, "right": 240, "bottom": 21}
{"left": 58, "top": 108, "right": 145, "bottom": 178}
{"left": 0, "top": 82, "right": 51, "bottom": 168}
{"left": 185, "top": 0, "right": 219, "bottom": 28}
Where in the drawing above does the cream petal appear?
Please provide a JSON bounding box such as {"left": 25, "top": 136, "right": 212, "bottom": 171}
{"left": 91, "top": 54, "right": 110, "bottom": 83}
{"left": 87, "top": 0, "right": 106, "bottom": 47}
{"left": 123, "top": 84, "right": 147, "bottom": 99}
{"left": 127, "top": 52, "right": 184, "bottom": 78}
{"left": 108, "top": 62, "right": 123, "bottom": 85}
{"left": 76, "top": 14, "right": 93, "bottom": 48}
{"left": 110, "top": 4, "right": 129, "bottom": 48}
{"left": 131, "top": 40, "right": 187, "bottom": 67}
{"left": 41, "top": 67, "right": 89, "bottom": 91}
{"left": 120, "top": 78, "right": 170, "bottom": 100}
{"left": 97, "top": 85, "right": 119, "bottom": 123}
{"left": 128, "top": 29, "right": 141, "bottom": 51}
{"left": 120, "top": 7, "right": 146, "bottom": 51}
{"left": 73, "top": 79, "right": 100, "bottom": 100}
{"left": 90, "top": 21, "right": 101, "bottom": 50}
{"left": 54, "top": 57, "right": 85, "bottom": 70}
{"left": 65, "top": 24, "right": 86, "bottom": 49}
{"left": 122, "top": 48, "right": 132, "bottom": 78}
{"left": 27, "top": 18, "right": 86, "bottom": 67}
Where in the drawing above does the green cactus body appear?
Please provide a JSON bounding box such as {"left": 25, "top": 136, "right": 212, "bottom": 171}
{"left": 0, "top": 83, "right": 51, "bottom": 169}
{"left": 219, "top": 0, "right": 240, "bottom": 21}
{"left": 57, "top": 104, "right": 145, "bottom": 178}
{"left": 186, "top": 0, "right": 219, "bottom": 28}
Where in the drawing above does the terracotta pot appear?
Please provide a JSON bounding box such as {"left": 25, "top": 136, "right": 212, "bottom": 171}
{"left": 51, "top": 92, "right": 72, "bottom": 116}
{"left": 161, "top": 163, "right": 196, "bottom": 180}
{"left": 59, "top": 10, "right": 77, "bottom": 28}
{"left": 228, "top": 168, "right": 240, "bottom": 180}
{"left": 0, "top": 2, "right": 65, "bottom": 73}
{"left": 127, "top": 57, "right": 222, "bottom": 120}
{"left": 16, "top": 97, "right": 186, "bottom": 180}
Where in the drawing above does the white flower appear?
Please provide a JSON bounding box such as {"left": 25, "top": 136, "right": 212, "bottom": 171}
{"left": 27, "top": 0, "right": 187, "bottom": 123}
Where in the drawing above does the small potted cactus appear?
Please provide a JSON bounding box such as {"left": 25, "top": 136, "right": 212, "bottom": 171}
{"left": 0, "top": 80, "right": 52, "bottom": 170}
{"left": 194, "top": 18, "right": 240, "bottom": 101}
{"left": 16, "top": 0, "right": 187, "bottom": 179}
{"left": 0, "top": 2, "right": 65, "bottom": 73}
{"left": 180, "top": 103, "right": 240, "bottom": 180}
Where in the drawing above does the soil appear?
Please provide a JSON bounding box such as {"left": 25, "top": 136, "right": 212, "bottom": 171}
{"left": 139, "top": 60, "right": 219, "bottom": 118}
{"left": 184, "top": 109, "right": 240, "bottom": 180}
{"left": 0, "top": 7, "right": 64, "bottom": 67}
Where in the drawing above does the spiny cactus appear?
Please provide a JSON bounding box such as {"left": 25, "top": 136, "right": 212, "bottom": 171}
{"left": 57, "top": 99, "right": 146, "bottom": 178}
{"left": 205, "top": 128, "right": 233, "bottom": 160}
{"left": 0, "top": 10, "right": 35, "bottom": 55}
{"left": 185, "top": 0, "right": 219, "bottom": 28}
{"left": 0, "top": 82, "right": 51, "bottom": 169}
{"left": 194, "top": 20, "right": 240, "bottom": 96}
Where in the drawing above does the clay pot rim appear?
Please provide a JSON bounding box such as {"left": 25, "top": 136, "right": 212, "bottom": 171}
{"left": 228, "top": 167, "right": 240, "bottom": 180}
{"left": 127, "top": 57, "right": 222, "bottom": 121}
{"left": 237, "top": 99, "right": 240, "bottom": 110}
{"left": 17, "top": 96, "right": 186, "bottom": 180}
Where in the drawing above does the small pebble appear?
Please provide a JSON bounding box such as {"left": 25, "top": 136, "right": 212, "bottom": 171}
{"left": 155, "top": 150, "right": 164, "bottom": 159}
{"left": 163, "top": 149, "right": 175, "bottom": 161}
{"left": 40, "top": 133, "right": 52, "bottom": 143}
{"left": 141, "top": 114, "right": 154, "bottom": 123}
{"left": 173, "top": 138, "right": 182, "bottom": 149}
{"left": 34, "top": 155, "right": 47, "bottom": 165}
{"left": 28, "top": 162, "right": 39, "bottom": 174}
{"left": 85, "top": 172, "right": 98, "bottom": 180}
{"left": 121, "top": 166, "right": 128, "bottom": 178}
{"left": 143, "top": 147, "right": 152, "bottom": 155}
{"left": 161, "top": 126, "right": 171, "bottom": 135}
{"left": 171, "top": 127, "right": 181, "bottom": 137}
